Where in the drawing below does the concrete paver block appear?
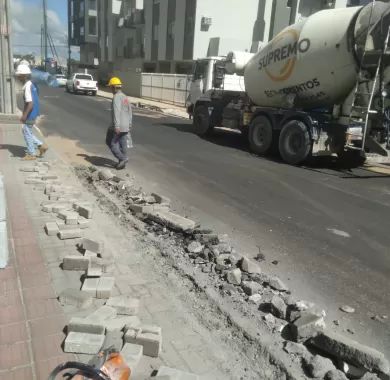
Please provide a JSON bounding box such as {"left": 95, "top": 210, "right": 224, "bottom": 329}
{"left": 102, "top": 330, "right": 123, "bottom": 352}
{"left": 157, "top": 366, "right": 199, "bottom": 379}
{"left": 78, "top": 205, "right": 94, "bottom": 219}
{"left": 64, "top": 332, "right": 105, "bottom": 354}
{"left": 58, "top": 229, "right": 82, "bottom": 240}
{"left": 87, "top": 265, "right": 103, "bottom": 277}
{"left": 63, "top": 255, "right": 90, "bottom": 271}
{"left": 58, "top": 223, "right": 77, "bottom": 231}
{"left": 106, "top": 316, "right": 141, "bottom": 333}
{"left": 42, "top": 205, "right": 53, "bottom": 213}
{"left": 78, "top": 218, "right": 90, "bottom": 229}
{"left": 45, "top": 222, "right": 59, "bottom": 236}
{"left": 84, "top": 250, "right": 98, "bottom": 259}
{"left": 81, "top": 278, "right": 99, "bottom": 297}
{"left": 68, "top": 317, "right": 105, "bottom": 335}
{"left": 58, "top": 288, "right": 93, "bottom": 309}
{"left": 87, "top": 305, "right": 118, "bottom": 323}
{"left": 121, "top": 343, "right": 143, "bottom": 372}
{"left": 96, "top": 277, "right": 115, "bottom": 299}
{"left": 106, "top": 295, "right": 140, "bottom": 315}
{"left": 82, "top": 238, "right": 104, "bottom": 254}
{"left": 124, "top": 326, "right": 162, "bottom": 358}
{"left": 66, "top": 213, "right": 79, "bottom": 225}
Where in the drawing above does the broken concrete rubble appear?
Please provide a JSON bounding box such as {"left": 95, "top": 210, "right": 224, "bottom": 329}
{"left": 64, "top": 332, "right": 105, "bottom": 354}
{"left": 241, "top": 256, "right": 262, "bottom": 274}
{"left": 304, "top": 355, "right": 336, "bottom": 379}
{"left": 270, "top": 295, "right": 287, "bottom": 320}
{"left": 226, "top": 268, "right": 242, "bottom": 285}
{"left": 290, "top": 313, "right": 325, "bottom": 343}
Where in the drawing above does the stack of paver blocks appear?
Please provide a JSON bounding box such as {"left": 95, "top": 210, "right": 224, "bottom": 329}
{"left": 64, "top": 296, "right": 161, "bottom": 374}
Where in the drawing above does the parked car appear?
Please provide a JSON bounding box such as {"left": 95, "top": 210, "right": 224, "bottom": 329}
{"left": 66, "top": 73, "right": 98, "bottom": 96}
{"left": 55, "top": 74, "right": 67, "bottom": 87}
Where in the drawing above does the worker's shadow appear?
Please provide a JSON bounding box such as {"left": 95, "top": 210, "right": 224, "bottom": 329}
{"left": 77, "top": 153, "right": 117, "bottom": 168}
{"left": 0, "top": 144, "right": 26, "bottom": 158}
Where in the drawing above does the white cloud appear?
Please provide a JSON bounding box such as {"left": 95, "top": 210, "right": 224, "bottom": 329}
{"left": 10, "top": 0, "right": 78, "bottom": 66}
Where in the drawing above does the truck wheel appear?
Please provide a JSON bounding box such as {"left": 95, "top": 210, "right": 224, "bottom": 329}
{"left": 279, "top": 120, "right": 312, "bottom": 165}
{"left": 193, "top": 105, "right": 212, "bottom": 135}
{"left": 249, "top": 116, "right": 273, "bottom": 155}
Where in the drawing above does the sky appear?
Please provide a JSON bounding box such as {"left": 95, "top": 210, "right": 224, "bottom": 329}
{"left": 11, "top": 0, "right": 79, "bottom": 66}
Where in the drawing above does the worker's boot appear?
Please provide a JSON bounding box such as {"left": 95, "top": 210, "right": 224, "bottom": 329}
{"left": 21, "top": 154, "right": 36, "bottom": 161}
{"left": 116, "top": 160, "right": 128, "bottom": 170}
{"left": 38, "top": 144, "right": 48, "bottom": 157}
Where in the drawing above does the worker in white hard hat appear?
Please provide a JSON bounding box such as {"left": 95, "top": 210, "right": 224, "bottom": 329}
{"left": 15, "top": 63, "right": 48, "bottom": 160}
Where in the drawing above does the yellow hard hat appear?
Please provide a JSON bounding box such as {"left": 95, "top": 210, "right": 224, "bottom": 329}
{"left": 108, "top": 77, "right": 122, "bottom": 86}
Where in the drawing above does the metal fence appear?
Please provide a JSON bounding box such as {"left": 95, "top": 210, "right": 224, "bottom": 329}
{"left": 141, "top": 73, "right": 191, "bottom": 107}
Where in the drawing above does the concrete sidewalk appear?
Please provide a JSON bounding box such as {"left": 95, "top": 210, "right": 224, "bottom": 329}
{"left": 0, "top": 122, "right": 232, "bottom": 379}
{"left": 97, "top": 89, "right": 189, "bottom": 120}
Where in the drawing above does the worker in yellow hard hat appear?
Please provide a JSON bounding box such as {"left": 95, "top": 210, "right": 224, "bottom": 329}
{"left": 105, "top": 76, "right": 133, "bottom": 170}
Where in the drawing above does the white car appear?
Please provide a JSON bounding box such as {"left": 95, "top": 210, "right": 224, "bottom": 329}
{"left": 66, "top": 73, "right": 98, "bottom": 96}
{"left": 55, "top": 74, "right": 67, "bottom": 87}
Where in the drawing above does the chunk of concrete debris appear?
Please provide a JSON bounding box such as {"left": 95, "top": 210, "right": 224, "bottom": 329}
{"left": 226, "top": 268, "right": 242, "bottom": 285}
{"left": 151, "top": 193, "right": 171, "bottom": 205}
{"left": 311, "top": 331, "right": 390, "bottom": 374}
{"left": 195, "top": 234, "right": 219, "bottom": 245}
{"left": 324, "top": 370, "right": 348, "bottom": 380}
{"left": 106, "top": 296, "right": 140, "bottom": 315}
{"left": 241, "top": 257, "right": 262, "bottom": 274}
{"left": 215, "top": 254, "right": 237, "bottom": 271}
{"left": 340, "top": 305, "right": 355, "bottom": 314}
{"left": 283, "top": 341, "right": 310, "bottom": 358}
{"left": 105, "top": 316, "right": 141, "bottom": 334}
{"left": 58, "top": 288, "right": 93, "bottom": 309}
{"left": 45, "top": 222, "right": 59, "bottom": 236}
{"left": 270, "top": 295, "right": 287, "bottom": 319}
{"left": 248, "top": 294, "right": 262, "bottom": 304}
{"left": 145, "top": 209, "right": 196, "bottom": 233}
{"left": 81, "top": 278, "right": 99, "bottom": 297}
{"left": 304, "top": 355, "right": 336, "bottom": 379}
{"left": 96, "top": 277, "right": 115, "bottom": 299}
{"left": 64, "top": 332, "right": 105, "bottom": 354}
{"left": 290, "top": 313, "right": 325, "bottom": 343}
{"left": 295, "top": 300, "right": 315, "bottom": 311}
{"left": 102, "top": 330, "right": 124, "bottom": 352}
{"left": 99, "top": 169, "right": 114, "bottom": 181}
{"left": 58, "top": 229, "right": 82, "bottom": 240}
{"left": 358, "top": 373, "right": 381, "bottom": 380}
{"left": 187, "top": 241, "right": 204, "bottom": 254}
{"left": 124, "top": 325, "right": 162, "bottom": 357}
{"left": 121, "top": 344, "right": 143, "bottom": 373}
{"left": 20, "top": 166, "right": 36, "bottom": 172}
{"left": 68, "top": 317, "right": 105, "bottom": 335}
{"left": 268, "top": 276, "right": 289, "bottom": 292}
{"left": 263, "top": 313, "right": 276, "bottom": 327}
{"left": 156, "top": 366, "right": 199, "bottom": 380}
{"left": 242, "top": 281, "right": 262, "bottom": 296}
{"left": 82, "top": 238, "right": 104, "bottom": 254}
{"left": 78, "top": 218, "right": 90, "bottom": 229}
{"left": 63, "top": 256, "right": 90, "bottom": 271}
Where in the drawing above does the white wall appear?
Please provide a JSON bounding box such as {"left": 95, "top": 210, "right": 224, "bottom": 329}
{"left": 193, "top": 0, "right": 261, "bottom": 59}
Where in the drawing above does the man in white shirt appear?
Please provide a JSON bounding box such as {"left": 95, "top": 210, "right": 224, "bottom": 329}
{"left": 16, "top": 64, "right": 48, "bottom": 160}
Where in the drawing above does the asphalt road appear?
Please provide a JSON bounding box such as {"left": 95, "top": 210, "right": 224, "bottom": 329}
{"left": 37, "top": 86, "right": 390, "bottom": 354}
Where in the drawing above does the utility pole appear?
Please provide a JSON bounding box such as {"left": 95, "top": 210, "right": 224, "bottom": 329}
{"left": 0, "top": 0, "right": 16, "bottom": 114}
{"left": 43, "top": 0, "right": 48, "bottom": 71}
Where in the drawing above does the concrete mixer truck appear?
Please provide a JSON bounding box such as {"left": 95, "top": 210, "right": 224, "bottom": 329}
{"left": 186, "top": 1, "right": 390, "bottom": 165}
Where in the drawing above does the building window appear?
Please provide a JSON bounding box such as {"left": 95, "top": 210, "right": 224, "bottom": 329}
{"left": 80, "top": 0, "right": 84, "bottom": 16}
{"left": 70, "top": 1, "right": 74, "bottom": 18}
{"left": 89, "top": 0, "right": 97, "bottom": 11}
{"left": 153, "top": 24, "right": 159, "bottom": 40}
{"left": 168, "top": 21, "right": 175, "bottom": 38}
{"left": 89, "top": 16, "right": 97, "bottom": 35}
{"left": 71, "top": 22, "right": 74, "bottom": 38}
{"left": 80, "top": 25, "right": 85, "bottom": 36}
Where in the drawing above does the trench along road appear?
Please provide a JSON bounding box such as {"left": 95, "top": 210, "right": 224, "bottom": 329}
{"left": 36, "top": 86, "right": 390, "bottom": 355}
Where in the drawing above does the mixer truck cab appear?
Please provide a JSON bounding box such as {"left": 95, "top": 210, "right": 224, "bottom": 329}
{"left": 188, "top": 2, "right": 390, "bottom": 166}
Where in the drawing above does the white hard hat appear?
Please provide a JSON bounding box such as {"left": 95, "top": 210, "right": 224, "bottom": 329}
{"left": 15, "top": 64, "right": 31, "bottom": 75}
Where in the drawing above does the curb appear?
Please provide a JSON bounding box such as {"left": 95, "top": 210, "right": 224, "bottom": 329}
{"left": 0, "top": 173, "right": 9, "bottom": 268}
